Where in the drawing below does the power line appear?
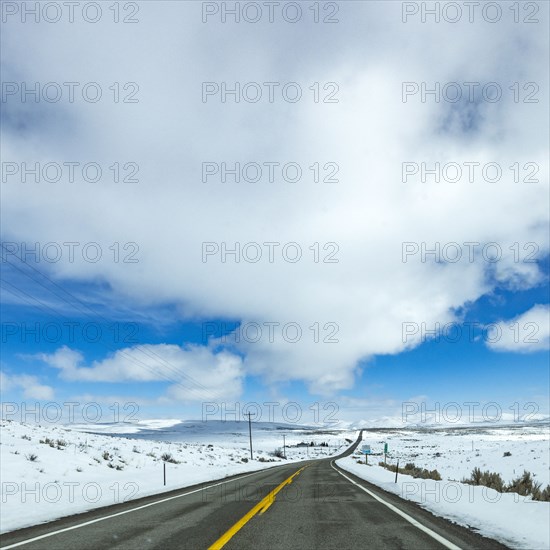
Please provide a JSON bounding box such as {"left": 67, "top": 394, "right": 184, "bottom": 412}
{"left": 1, "top": 248, "right": 227, "bottom": 402}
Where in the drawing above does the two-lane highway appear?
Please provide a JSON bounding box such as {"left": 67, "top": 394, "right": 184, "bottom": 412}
{"left": 1, "top": 432, "right": 509, "bottom": 550}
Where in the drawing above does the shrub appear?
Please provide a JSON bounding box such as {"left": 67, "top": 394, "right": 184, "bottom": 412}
{"left": 26, "top": 453, "right": 38, "bottom": 462}
{"left": 241, "top": 457, "right": 248, "bottom": 463}
{"left": 273, "top": 448, "right": 286, "bottom": 459}
{"left": 379, "top": 461, "right": 441, "bottom": 481}
{"left": 463, "top": 467, "right": 549, "bottom": 498}
{"left": 463, "top": 468, "right": 505, "bottom": 492}
{"left": 532, "top": 484, "right": 550, "bottom": 502}
{"left": 503, "top": 451, "right": 512, "bottom": 457}
{"left": 102, "top": 451, "right": 111, "bottom": 461}
{"left": 21, "top": 434, "right": 31, "bottom": 441}
{"left": 161, "top": 453, "right": 180, "bottom": 464}
{"left": 506, "top": 470, "right": 536, "bottom": 496}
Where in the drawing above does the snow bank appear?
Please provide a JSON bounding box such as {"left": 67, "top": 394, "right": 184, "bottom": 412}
{"left": 336, "top": 425, "right": 550, "bottom": 550}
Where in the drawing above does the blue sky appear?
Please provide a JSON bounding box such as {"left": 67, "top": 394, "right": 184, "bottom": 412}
{"left": 1, "top": 251, "right": 548, "bottom": 424}
{"left": 1, "top": 1, "right": 549, "bottom": 426}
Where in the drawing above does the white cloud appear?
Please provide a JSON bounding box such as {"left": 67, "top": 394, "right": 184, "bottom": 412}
{"left": 487, "top": 305, "right": 550, "bottom": 353}
{"left": 40, "top": 345, "right": 244, "bottom": 402}
{"left": 2, "top": 3, "right": 549, "bottom": 394}
{"left": 1, "top": 371, "right": 55, "bottom": 401}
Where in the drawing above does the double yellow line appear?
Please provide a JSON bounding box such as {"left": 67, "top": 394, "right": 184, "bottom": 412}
{"left": 208, "top": 466, "right": 307, "bottom": 550}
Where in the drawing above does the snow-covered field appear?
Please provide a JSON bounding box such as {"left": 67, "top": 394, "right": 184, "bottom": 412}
{"left": 337, "top": 423, "right": 550, "bottom": 550}
{"left": 0, "top": 419, "right": 355, "bottom": 533}
{"left": 4, "top": 418, "right": 548, "bottom": 548}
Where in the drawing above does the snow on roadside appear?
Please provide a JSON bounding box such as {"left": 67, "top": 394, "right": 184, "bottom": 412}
{"left": 336, "top": 425, "right": 550, "bottom": 550}
{"left": 0, "top": 420, "right": 355, "bottom": 533}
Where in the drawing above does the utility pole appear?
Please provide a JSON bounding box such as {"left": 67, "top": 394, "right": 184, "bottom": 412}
{"left": 246, "top": 412, "right": 253, "bottom": 460}
{"left": 283, "top": 435, "right": 286, "bottom": 459}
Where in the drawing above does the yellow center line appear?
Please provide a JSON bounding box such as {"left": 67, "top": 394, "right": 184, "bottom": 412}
{"left": 207, "top": 466, "right": 307, "bottom": 550}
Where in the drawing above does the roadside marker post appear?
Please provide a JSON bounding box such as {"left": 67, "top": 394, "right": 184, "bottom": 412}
{"left": 395, "top": 459, "right": 399, "bottom": 483}
{"left": 163, "top": 462, "right": 166, "bottom": 486}
{"left": 246, "top": 412, "right": 253, "bottom": 460}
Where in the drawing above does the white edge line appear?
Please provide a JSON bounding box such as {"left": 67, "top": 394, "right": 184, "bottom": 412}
{"left": 0, "top": 467, "right": 278, "bottom": 549}
{"left": 330, "top": 460, "right": 462, "bottom": 550}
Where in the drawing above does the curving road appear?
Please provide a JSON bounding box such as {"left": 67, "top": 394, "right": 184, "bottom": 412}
{"left": 1, "top": 431, "right": 509, "bottom": 550}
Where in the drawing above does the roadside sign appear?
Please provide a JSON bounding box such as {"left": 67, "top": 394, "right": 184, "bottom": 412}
{"left": 384, "top": 443, "right": 388, "bottom": 454}
{"left": 361, "top": 445, "right": 371, "bottom": 454}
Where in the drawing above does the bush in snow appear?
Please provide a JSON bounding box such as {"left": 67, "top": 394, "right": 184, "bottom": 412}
{"left": 463, "top": 467, "right": 505, "bottom": 492}
{"left": 26, "top": 453, "right": 38, "bottom": 462}
{"left": 161, "top": 453, "right": 180, "bottom": 464}
{"left": 532, "top": 484, "right": 550, "bottom": 502}
{"left": 509, "top": 470, "right": 545, "bottom": 500}
{"left": 380, "top": 461, "right": 441, "bottom": 481}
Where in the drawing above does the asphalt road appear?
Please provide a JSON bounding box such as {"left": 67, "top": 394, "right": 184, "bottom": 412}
{"left": 1, "top": 432, "right": 509, "bottom": 550}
